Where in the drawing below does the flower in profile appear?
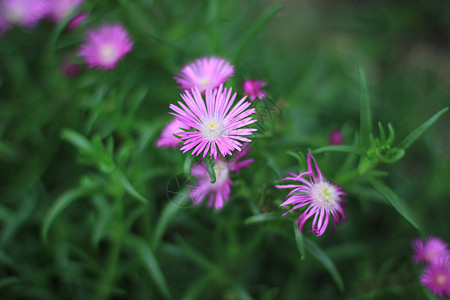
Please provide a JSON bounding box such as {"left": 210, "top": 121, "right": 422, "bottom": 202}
{"left": 156, "top": 118, "right": 189, "bottom": 149}
{"left": 47, "top": 0, "right": 84, "bottom": 24}
{"left": 276, "top": 154, "right": 346, "bottom": 236}
{"left": 413, "top": 237, "right": 449, "bottom": 264}
{"left": 420, "top": 257, "right": 450, "bottom": 298}
{"left": 174, "top": 57, "right": 234, "bottom": 93}
{"left": 243, "top": 79, "right": 267, "bottom": 102}
{"left": 78, "top": 23, "right": 133, "bottom": 70}
{"left": 329, "top": 130, "right": 344, "bottom": 145}
{"left": 190, "top": 151, "right": 252, "bottom": 210}
{"left": 0, "top": 0, "right": 48, "bottom": 31}
{"left": 170, "top": 84, "right": 257, "bottom": 159}
{"left": 66, "top": 11, "right": 87, "bottom": 30}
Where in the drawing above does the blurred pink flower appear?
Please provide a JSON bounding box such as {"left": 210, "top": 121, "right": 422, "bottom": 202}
{"left": 276, "top": 154, "right": 346, "bottom": 236}
{"left": 170, "top": 85, "right": 257, "bottom": 159}
{"left": 413, "top": 237, "right": 449, "bottom": 264}
{"left": 190, "top": 151, "right": 252, "bottom": 210}
{"left": 47, "top": 0, "right": 84, "bottom": 23}
{"left": 61, "top": 60, "right": 81, "bottom": 77}
{"left": 174, "top": 57, "right": 234, "bottom": 93}
{"left": 156, "top": 118, "right": 189, "bottom": 149}
{"left": 420, "top": 257, "right": 450, "bottom": 298}
{"left": 78, "top": 23, "right": 133, "bottom": 70}
{"left": 243, "top": 79, "right": 267, "bottom": 101}
{"left": 66, "top": 11, "right": 87, "bottom": 30}
{"left": 329, "top": 130, "right": 344, "bottom": 145}
{"left": 0, "top": 0, "right": 48, "bottom": 31}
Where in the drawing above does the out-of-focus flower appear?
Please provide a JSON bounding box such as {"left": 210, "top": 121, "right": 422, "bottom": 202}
{"left": 413, "top": 237, "right": 449, "bottom": 264}
{"left": 276, "top": 154, "right": 346, "bottom": 236}
{"left": 170, "top": 85, "right": 257, "bottom": 159}
{"left": 61, "top": 60, "right": 81, "bottom": 77}
{"left": 0, "top": 0, "right": 48, "bottom": 32}
{"left": 78, "top": 23, "right": 133, "bottom": 70}
{"left": 66, "top": 11, "right": 87, "bottom": 30}
{"left": 174, "top": 57, "right": 234, "bottom": 93}
{"left": 156, "top": 118, "right": 189, "bottom": 149}
{"left": 420, "top": 257, "right": 450, "bottom": 298}
{"left": 190, "top": 151, "right": 252, "bottom": 210}
{"left": 47, "top": 0, "right": 84, "bottom": 24}
{"left": 243, "top": 79, "right": 267, "bottom": 102}
{"left": 329, "top": 130, "right": 344, "bottom": 145}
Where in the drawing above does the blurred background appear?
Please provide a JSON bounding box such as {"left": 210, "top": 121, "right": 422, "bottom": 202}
{"left": 0, "top": 0, "right": 449, "bottom": 299}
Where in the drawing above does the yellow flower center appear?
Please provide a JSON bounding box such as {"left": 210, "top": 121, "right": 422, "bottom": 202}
{"left": 100, "top": 44, "right": 117, "bottom": 63}
{"left": 199, "top": 78, "right": 210, "bottom": 91}
{"left": 436, "top": 274, "right": 446, "bottom": 286}
{"left": 201, "top": 119, "right": 224, "bottom": 140}
{"left": 311, "top": 181, "right": 338, "bottom": 208}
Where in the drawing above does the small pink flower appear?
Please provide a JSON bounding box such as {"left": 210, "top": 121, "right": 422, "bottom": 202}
{"left": 47, "top": 0, "right": 84, "bottom": 23}
{"left": 329, "top": 130, "right": 344, "bottom": 145}
{"left": 78, "top": 23, "right": 134, "bottom": 70}
{"left": 174, "top": 57, "right": 234, "bottom": 93}
{"left": 190, "top": 151, "right": 252, "bottom": 210}
{"left": 243, "top": 79, "right": 267, "bottom": 102}
{"left": 276, "top": 154, "right": 346, "bottom": 236}
{"left": 156, "top": 118, "right": 189, "bottom": 149}
{"left": 0, "top": 0, "right": 48, "bottom": 31}
{"left": 170, "top": 84, "right": 257, "bottom": 159}
{"left": 413, "top": 237, "right": 449, "bottom": 264}
{"left": 61, "top": 60, "right": 81, "bottom": 77}
{"left": 420, "top": 257, "right": 450, "bottom": 298}
{"left": 66, "top": 12, "right": 87, "bottom": 30}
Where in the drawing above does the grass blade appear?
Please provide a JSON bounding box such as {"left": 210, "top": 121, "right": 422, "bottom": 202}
{"left": 312, "top": 145, "right": 362, "bottom": 155}
{"left": 114, "top": 170, "right": 148, "bottom": 204}
{"left": 358, "top": 67, "right": 372, "bottom": 150}
{"left": 293, "top": 224, "right": 306, "bottom": 260}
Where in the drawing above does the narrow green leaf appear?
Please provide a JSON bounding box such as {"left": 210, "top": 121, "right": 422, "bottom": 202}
{"left": 126, "top": 236, "right": 172, "bottom": 300}
{"left": 244, "top": 212, "right": 282, "bottom": 225}
{"left": 312, "top": 145, "right": 362, "bottom": 155}
{"left": 286, "top": 151, "right": 304, "bottom": 167}
{"left": 293, "top": 224, "right": 306, "bottom": 260}
{"left": 182, "top": 273, "right": 219, "bottom": 300}
{"left": 232, "top": 3, "right": 283, "bottom": 62}
{"left": 398, "top": 107, "right": 448, "bottom": 150}
{"left": 305, "top": 238, "right": 344, "bottom": 291}
{"left": 42, "top": 187, "right": 89, "bottom": 242}
{"left": 367, "top": 176, "right": 419, "bottom": 229}
{"left": 61, "top": 128, "right": 94, "bottom": 153}
{"left": 114, "top": 170, "right": 148, "bottom": 204}
{"left": 358, "top": 67, "right": 372, "bottom": 150}
{"left": 175, "top": 235, "right": 218, "bottom": 271}
{"left": 231, "top": 281, "right": 253, "bottom": 300}
{"left": 204, "top": 156, "right": 216, "bottom": 183}
{"left": 0, "top": 277, "right": 20, "bottom": 288}
{"left": 184, "top": 155, "right": 195, "bottom": 179}
{"left": 152, "top": 187, "right": 190, "bottom": 249}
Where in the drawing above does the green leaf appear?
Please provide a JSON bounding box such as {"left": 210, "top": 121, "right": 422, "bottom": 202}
{"left": 232, "top": 3, "right": 283, "bottom": 62}
{"left": 113, "top": 170, "right": 148, "bottom": 204}
{"left": 367, "top": 176, "right": 419, "bottom": 229}
{"left": 293, "top": 224, "right": 306, "bottom": 260}
{"left": 204, "top": 156, "right": 216, "bottom": 183}
{"left": 126, "top": 235, "right": 172, "bottom": 300}
{"left": 175, "top": 235, "right": 218, "bottom": 272}
{"left": 0, "top": 277, "right": 20, "bottom": 288}
{"left": 244, "top": 212, "right": 283, "bottom": 225}
{"left": 398, "top": 107, "right": 448, "bottom": 150}
{"left": 182, "top": 273, "right": 220, "bottom": 300}
{"left": 152, "top": 187, "right": 190, "bottom": 249}
{"left": 42, "top": 187, "right": 90, "bottom": 242}
{"left": 358, "top": 67, "right": 372, "bottom": 150}
{"left": 61, "top": 128, "right": 94, "bottom": 154}
{"left": 312, "top": 145, "right": 362, "bottom": 155}
{"left": 305, "top": 238, "right": 344, "bottom": 292}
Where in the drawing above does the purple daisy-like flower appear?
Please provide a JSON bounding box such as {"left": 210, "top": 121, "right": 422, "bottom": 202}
{"left": 243, "top": 79, "right": 267, "bottom": 102}
{"left": 156, "top": 118, "right": 189, "bottom": 149}
{"left": 47, "top": 0, "right": 84, "bottom": 23}
{"left": 174, "top": 57, "right": 234, "bottom": 93}
{"left": 276, "top": 154, "right": 346, "bottom": 236}
{"left": 413, "top": 237, "right": 450, "bottom": 264}
{"left": 420, "top": 257, "right": 450, "bottom": 298}
{"left": 78, "top": 23, "right": 133, "bottom": 70}
{"left": 190, "top": 151, "right": 252, "bottom": 210}
{"left": 0, "top": 0, "right": 48, "bottom": 31}
{"left": 170, "top": 84, "right": 257, "bottom": 159}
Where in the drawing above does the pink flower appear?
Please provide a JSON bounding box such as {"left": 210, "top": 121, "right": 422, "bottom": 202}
{"left": 174, "top": 57, "right": 234, "bottom": 93}
{"left": 242, "top": 79, "right": 267, "bottom": 102}
{"left": 66, "top": 11, "right": 87, "bottom": 30}
{"left": 329, "top": 130, "right": 344, "bottom": 145}
{"left": 170, "top": 84, "right": 257, "bottom": 159}
{"left": 156, "top": 118, "right": 189, "bottom": 149}
{"left": 276, "top": 154, "right": 346, "bottom": 236}
{"left": 47, "top": 0, "right": 84, "bottom": 23}
{"left": 190, "top": 151, "right": 253, "bottom": 210}
{"left": 420, "top": 257, "right": 450, "bottom": 298}
{"left": 413, "top": 237, "right": 449, "bottom": 264}
{"left": 0, "top": 0, "right": 48, "bottom": 31}
{"left": 78, "top": 23, "right": 133, "bottom": 70}
{"left": 61, "top": 60, "right": 81, "bottom": 77}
